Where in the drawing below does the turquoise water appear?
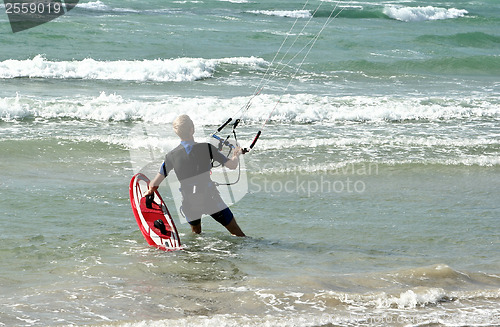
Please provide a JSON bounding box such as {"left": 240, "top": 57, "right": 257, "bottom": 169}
{"left": 1, "top": 0, "right": 499, "bottom": 326}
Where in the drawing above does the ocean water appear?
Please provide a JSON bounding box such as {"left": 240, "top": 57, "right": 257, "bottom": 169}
{"left": 1, "top": 0, "right": 499, "bottom": 326}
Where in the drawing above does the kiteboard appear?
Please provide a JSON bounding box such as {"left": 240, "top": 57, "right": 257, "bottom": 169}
{"left": 129, "top": 173, "right": 182, "bottom": 251}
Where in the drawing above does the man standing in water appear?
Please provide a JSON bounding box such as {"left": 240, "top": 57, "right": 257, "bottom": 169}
{"left": 144, "top": 114, "right": 246, "bottom": 237}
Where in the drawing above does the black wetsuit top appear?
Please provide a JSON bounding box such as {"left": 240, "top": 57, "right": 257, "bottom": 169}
{"left": 160, "top": 141, "right": 228, "bottom": 188}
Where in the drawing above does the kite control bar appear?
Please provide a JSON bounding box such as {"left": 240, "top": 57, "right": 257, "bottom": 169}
{"left": 212, "top": 133, "right": 235, "bottom": 150}
{"left": 217, "top": 118, "right": 232, "bottom": 132}
{"left": 244, "top": 130, "right": 261, "bottom": 154}
{"left": 211, "top": 130, "right": 261, "bottom": 154}
{"left": 212, "top": 118, "right": 261, "bottom": 154}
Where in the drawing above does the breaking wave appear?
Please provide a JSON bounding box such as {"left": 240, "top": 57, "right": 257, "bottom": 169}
{"left": 247, "top": 10, "right": 312, "bottom": 19}
{"left": 383, "top": 5, "right": 468, "bottom": 22}
{"left": 0, "top": 55, "right": 266, "bottom": 82}
{"left": 1, "top": 92, "right": 499, "bottom": 123}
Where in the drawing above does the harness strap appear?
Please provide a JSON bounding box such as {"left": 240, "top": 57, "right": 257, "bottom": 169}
{"left": 208, "top": 142, "right": 214, "bottom": 168}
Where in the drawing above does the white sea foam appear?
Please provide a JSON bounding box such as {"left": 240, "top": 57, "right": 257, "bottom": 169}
{"left": 0, "top": 55, "right": 266, "bottom": 82}
{"left": 90, "top": 301, "right": 500, "bottom": 327}
{"left": 383, "top": 5, "right": 468, "bottom": 22}
{"left": 76, "top": 0, "right": 140, "bottom": 13}
{"left": 255, "top": 135, "right": 499, "bottom": 151}
{"left": 1, "top": 93, "right": 498, "bottom": 124}
{"left": 219, "top": 0, "right": 250, "bottom": 3}
{"left": 247, "top": 10, "right": 312, "bottom": 19}
{"left": 375, "top": 287, "right": 447, "bottom": 309}
{"left": 92, "top": 314, "right": 346, "bottom": 327}
{"left": 2, "top": 92, "right": 497, "bottom": 167}
{"left": 77, "top": 0, "right": 109, "bottom": 11}
{"left": 242, "top": 94, "right": 500, "bottom": 122}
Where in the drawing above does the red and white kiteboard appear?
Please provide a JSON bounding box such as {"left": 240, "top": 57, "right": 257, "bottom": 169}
{"left": 129, "top": 173, "right": 182, "bottom": 251}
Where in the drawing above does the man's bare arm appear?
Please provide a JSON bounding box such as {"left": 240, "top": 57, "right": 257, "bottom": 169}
{"left": 225, "top": 147, "right": 242, "bottom": 170}
{"left": 144, "top": 173, "right": 166, "bottom": 196}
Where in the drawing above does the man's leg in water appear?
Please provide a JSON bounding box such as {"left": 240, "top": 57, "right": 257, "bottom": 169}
{"left": 189, "top": 218, "right": 202, "bottom": 234}
{"left": 191, "top": 224, "right": 201, "bottom": 234}
{"left": 190, "top": 218, "right": 243, "bottom": 236}
{"left": 224, "top": 218, "right": 245, "bottom": 237}
{"left": 211, "top": 207, "right": 246, "bottom": 237}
